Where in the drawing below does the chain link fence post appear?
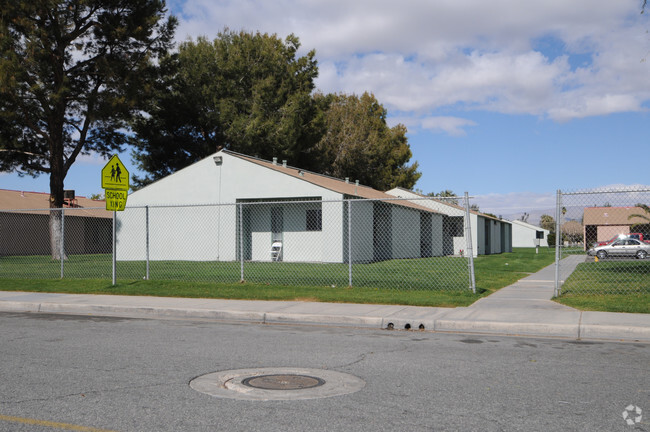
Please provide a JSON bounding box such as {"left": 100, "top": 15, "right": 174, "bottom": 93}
{"left": 145, "top": 205, "right": 150, "bottom": 280}
{"left": 554, "top": 189, "right": 562, "bottom": 297}
{"left": 112, "top": 210, "right": 117, "bottom": 285}
{"left": 239, "top": 202, "right": 244, "bottom": 282}
{"left": 348, "top": 199, "right": 353, "bottom": 287}
{"left": 60, "top": 208, "right": 65, "bottom": 279}
{"left": 463, "top": 192, "right": 476, "bottom": 293}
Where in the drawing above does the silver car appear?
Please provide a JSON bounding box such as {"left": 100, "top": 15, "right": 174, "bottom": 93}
{"left": 588, "top": 238, "right": 650, "bottom": 260}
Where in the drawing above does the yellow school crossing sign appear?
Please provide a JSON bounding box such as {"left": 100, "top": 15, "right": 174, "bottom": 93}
{"left": 101, "top": 155, "right": 129, "bottom": 211}
{"left": 102, "top": 155, "right": 129, "bottom": 190}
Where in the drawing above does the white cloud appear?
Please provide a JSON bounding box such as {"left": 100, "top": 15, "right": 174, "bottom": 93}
{"left": 421, "top": 116, "right": 477, "bottom": 136}
{"left": 171, "top": 0, "right": 650, "bottom": 125}
{"left": 75, "top": 153, "right": 110, "bottom": 166}
{"left": 473, "top": 191, "right": 556, "bottom": 215}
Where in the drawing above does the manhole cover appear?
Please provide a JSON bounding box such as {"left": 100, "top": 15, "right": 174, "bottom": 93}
{"left": 190, "top": 367, "right": 365, "bottom": 401}
{"left": 242, "top": 374, "right": 325, "bottom": 390}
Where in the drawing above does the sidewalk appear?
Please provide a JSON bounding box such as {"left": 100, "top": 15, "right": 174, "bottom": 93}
{"left": 0, "top": 256, "right": 648, "bottom": 342}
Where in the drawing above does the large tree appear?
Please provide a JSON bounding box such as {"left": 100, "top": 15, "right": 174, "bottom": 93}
{"left": 561, "top": 220, "right": 583, "bottom": 244}
{"left": 131, "top": 31, "right": 421, "bottom": 191}
{"left": 312, "top": 92, "right": 421, "bottom": 190}
{"left": 539, "top": 214, "right": 556, "bottom": 232}
{"left": 0, "top": 0, "right": 176, "bottom": 257}
{"left": 131, "top": 30, "right": 321, "bottom": 187}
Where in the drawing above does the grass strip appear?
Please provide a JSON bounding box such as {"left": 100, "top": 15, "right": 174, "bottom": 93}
{"left": 554, "top": 259, "right": 650, "bottom": 313}
{"left": 0, "top": 248, "right": 559, "bottom": 308}
{"left": 0, "top": 278, "right": 480, "bottom": 307}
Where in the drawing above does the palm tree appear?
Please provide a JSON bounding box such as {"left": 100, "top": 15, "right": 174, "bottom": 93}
{"left": 629, "top": 204, "right": 650, "bottom": 237}
{"left": 629, "top": 204, "right": 650, "bottom": 223}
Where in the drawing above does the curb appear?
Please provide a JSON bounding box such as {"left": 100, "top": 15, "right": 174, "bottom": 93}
{"left": 434, "top": 319, "right": 580, "bottom": 339}
{"left": 579, "top": 324, "right": 650, "bottom": 341}
{"left": 1, "top": 301, "right": 649, "bottom": 342}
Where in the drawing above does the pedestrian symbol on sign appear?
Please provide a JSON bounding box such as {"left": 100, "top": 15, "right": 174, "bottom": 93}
{"left": 101, "top": 155, "right": 129, "bottom": 191}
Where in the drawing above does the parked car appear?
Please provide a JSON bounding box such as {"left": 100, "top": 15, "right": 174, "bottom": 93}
{"left": 588, "top": 238, "right": 650, "bottom": 259}
{"left": 593, "top": 233, "right": 650, "bottom": 247}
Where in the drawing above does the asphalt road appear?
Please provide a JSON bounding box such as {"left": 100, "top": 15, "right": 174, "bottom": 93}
{"left": 0, "top": 312, "right": 648, "bottom": 432}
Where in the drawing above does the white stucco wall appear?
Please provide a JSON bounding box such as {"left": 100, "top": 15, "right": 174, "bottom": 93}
{"left": 118, "top": 152, "right": 345, "bottom": 262}
{"left": 511, "top": 220, "right": 549, "bottom": 248}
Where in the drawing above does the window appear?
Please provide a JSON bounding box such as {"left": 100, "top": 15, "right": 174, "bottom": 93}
{"left": 536, "top": 231, "right": 544, "bottom": 239}
{"left": 447, "top": 216, "right": 464, "bottom": 236}
{"left": 306, "top": 209, "right": 322, "bottom": 231}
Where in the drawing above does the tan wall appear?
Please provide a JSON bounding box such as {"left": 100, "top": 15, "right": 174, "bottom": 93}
{"left": 597, "top": 225, "right": 629, "bottom": 242}
{"left": 0, "top": 212, "right": 111, "bottom": 256}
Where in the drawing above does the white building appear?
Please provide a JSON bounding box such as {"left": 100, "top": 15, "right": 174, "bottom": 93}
{"left": 385, "top": 188, "right": 512, "bottom": 257}
{"left": 510, "top": 220, "right": 549, "bottom": 248}
{"left": 117, "top": 150, "right": 452, "bottom": 263}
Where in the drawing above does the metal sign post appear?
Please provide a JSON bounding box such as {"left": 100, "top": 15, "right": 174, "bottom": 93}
{"left": 102, "top": 154, "right": 129, "bottom": 285}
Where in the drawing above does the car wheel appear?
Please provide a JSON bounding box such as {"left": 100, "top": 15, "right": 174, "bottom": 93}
{"left": 596, "top": 250, "right": 607, "bottom": 259}
{"left": 637, "top": 250, "right": 648, "bottom": 259}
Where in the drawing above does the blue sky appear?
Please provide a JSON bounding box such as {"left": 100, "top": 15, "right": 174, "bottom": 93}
{"left": 2, "top": 0, "right": 649, "bottom": 216}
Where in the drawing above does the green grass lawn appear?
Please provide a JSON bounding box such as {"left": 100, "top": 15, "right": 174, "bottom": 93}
{"left": 0, "top": 253, "right": 471, "bottom": 290}
{"left": 554, "top": 260, "right": 650, "bottom": 313}
{"left": 0, "top": 248, "right": 561, "bottom": 308}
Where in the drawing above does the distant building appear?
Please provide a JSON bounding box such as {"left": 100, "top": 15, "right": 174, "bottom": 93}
{"left": 583, "top": 206, "right": 650, "bottom": 247}
{"left": 0, "top": 189, "right": 111, "bottom": 256}
{"left": 510, "top": 219, "right": 549, "bottom": 248}
{"left": 385, "top": 188, "right": 512, "bottom": 256}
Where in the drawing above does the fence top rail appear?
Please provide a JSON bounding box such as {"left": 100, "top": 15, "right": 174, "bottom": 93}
{"left": 1, "top": 207, "right": 108, "bottom": 212}
{"left": 561, "top": 188, "right": 650, "bottom": 196}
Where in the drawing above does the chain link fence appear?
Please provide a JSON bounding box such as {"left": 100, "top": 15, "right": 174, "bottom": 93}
{"left": 0, "top": 206, "right": 113, "bottom": 279}
{"left": 0, "top": 197, "right": 477, "bottom": 291}
{"left": 555, "top": 187, "right": 650, "bottom": 296}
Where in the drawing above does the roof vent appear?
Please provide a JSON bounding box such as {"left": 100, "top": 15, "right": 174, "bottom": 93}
{"left": 272, "top": 157, "right": 278, "bottom": 165}
{"left": 298, "top": 170, "right": 304, "bottom": 177}
{"left": 282, "top": 160, "right": 287, "bottom": 168}
{"left": 345, "top": 177, "right": 349, "bottom": 183}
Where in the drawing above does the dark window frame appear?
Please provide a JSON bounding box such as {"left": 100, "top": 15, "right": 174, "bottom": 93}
{"left": 306, "top": 209, "right": 322, "bottom": 231}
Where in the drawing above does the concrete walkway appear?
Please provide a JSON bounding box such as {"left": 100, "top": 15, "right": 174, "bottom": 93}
{"left": 0, "top": 255, "right": 648, "bottom": 342}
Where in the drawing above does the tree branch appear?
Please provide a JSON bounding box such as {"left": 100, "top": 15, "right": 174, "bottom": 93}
{"left": 64, "top": 81, "right": 102, "bottom": 175}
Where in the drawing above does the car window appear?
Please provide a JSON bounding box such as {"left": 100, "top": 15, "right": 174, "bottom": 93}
{"left": 612, "top": 240, "right": 624, "bottom": 246}
{"left": 627, "top": 239, "right": 640, "bottom": 245}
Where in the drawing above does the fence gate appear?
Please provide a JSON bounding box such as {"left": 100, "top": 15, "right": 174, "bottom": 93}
{"left": 554, "top": 187, "right": 650, "bottom": 297}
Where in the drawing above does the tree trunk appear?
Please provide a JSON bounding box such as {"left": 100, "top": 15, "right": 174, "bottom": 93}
{"left": 49, "top": 148, "right": 66, "bottom": 261}
{"left": 49, "top": 208, "right": 65, "bottom": 261}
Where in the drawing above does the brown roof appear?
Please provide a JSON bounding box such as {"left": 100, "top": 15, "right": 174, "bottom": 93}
{"left": 0, "top": 189, "right": 112, "bottom": 218}
{"left": 583, "top": 206, "right": 649, "bottom": 226}
{"left": 226, "top": 151, "right": 440, "bottom": 214}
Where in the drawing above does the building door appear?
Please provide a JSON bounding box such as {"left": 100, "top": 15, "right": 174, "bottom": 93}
{"left": 271, "top": 207, "right": 283, "bottom": 243}
{"left": 420, "top": 213, "right": 432, "bottom": 257}
{"left": 373, "top": 202, "right": 392, "bottom": 261}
